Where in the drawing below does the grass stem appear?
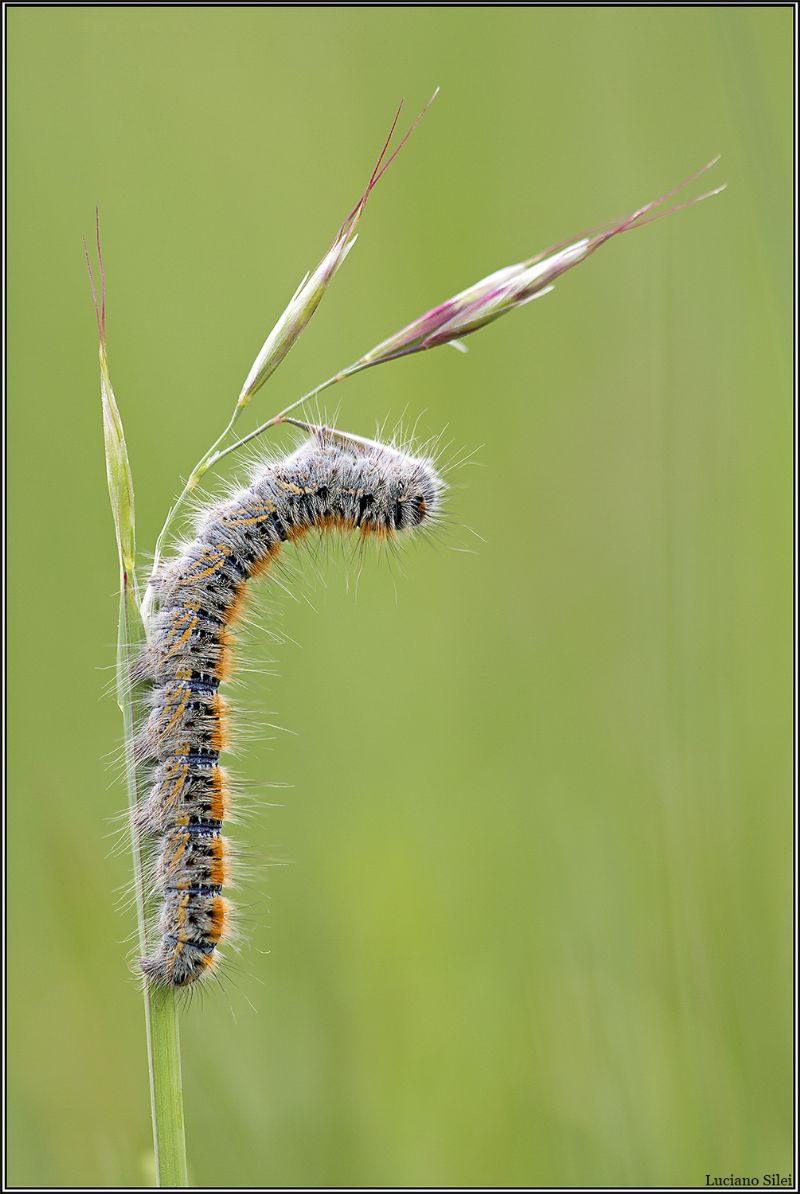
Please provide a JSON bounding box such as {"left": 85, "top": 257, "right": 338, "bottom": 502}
{"left": 118, "top": 569, "right": 188, "bottom": 1188}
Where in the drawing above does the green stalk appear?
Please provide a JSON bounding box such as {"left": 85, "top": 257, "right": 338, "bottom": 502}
{"left": 117, "top": 573, "right": 188, "bottom": 1188}
{"left": 141, "top": 364, "right": 362, "bottom": 621}
{"left": 87, "top": 219, "right": 188, "bottom": 1186}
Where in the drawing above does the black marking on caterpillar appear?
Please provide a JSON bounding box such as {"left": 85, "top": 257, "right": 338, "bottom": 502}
{"left": 135, "top": 428, "right": 443, "bottom": 987}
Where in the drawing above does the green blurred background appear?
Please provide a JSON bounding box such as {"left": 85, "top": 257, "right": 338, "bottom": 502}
{"left": 8, "top": 7, "right": 792, "bottom": 1188}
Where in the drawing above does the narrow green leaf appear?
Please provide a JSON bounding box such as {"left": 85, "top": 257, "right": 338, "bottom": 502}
{"left": 87, "top": 219, "right": 188, "bottom": 1187}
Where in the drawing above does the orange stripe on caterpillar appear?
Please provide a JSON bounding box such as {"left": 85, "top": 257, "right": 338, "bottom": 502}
{"left": 176, "top": 543, "right": 232, "bottom": 585}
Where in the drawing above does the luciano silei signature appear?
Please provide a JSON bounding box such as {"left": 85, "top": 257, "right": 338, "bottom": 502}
{"left": 705, "top": 1176, "right": 793, "bottom": 1188}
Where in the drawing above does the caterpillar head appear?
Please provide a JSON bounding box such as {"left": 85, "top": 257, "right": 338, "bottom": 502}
{"left": 321, "top": 425, "right": 443, "bottom": 534}
{"left": 289, "top": 425, "right": 445, "bottom": 537}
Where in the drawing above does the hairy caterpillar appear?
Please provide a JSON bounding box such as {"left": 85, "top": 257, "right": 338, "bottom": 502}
{"left": 135, "top": 427, "right": 443, "bottom": 987}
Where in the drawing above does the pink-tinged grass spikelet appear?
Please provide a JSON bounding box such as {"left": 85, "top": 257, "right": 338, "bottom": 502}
{"left": 206, "top": 156, "right": 725, "bottom": 470}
